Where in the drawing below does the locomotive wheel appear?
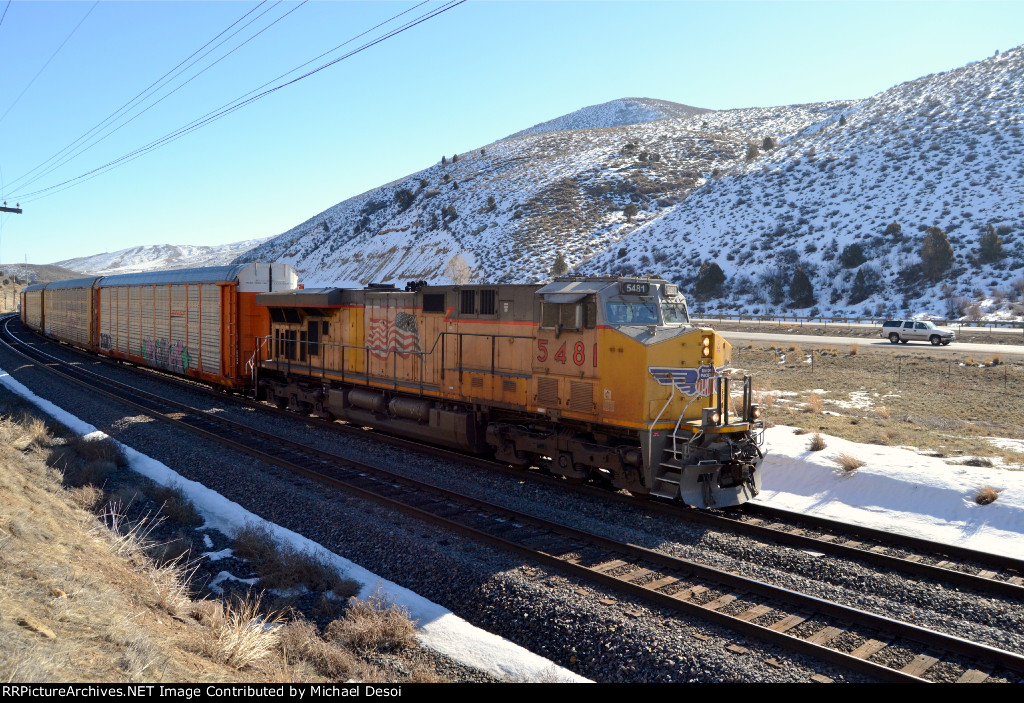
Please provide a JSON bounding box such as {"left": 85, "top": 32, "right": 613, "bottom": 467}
{"left": 888, "top": 333, "right": 900, "bottom": 344}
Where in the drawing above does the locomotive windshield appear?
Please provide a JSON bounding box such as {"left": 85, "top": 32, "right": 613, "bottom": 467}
{"left": 606, "top": 301, "right": 659, "bottom": 325}
{"left": 661, "top": 302, "right": 690, "bottom": 324}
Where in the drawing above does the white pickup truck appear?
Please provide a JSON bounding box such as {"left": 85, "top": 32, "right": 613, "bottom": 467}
{"left": 880, "top": 319, "right": 955, "bottom": 345}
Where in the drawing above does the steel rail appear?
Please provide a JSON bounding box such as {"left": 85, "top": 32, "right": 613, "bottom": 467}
{"left": 3, "top": 317, "right": 1022, "bottom": 683}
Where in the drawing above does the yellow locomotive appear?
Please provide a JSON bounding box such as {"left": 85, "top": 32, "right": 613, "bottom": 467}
{"left": 253, "top": 275, "right": 764, "bottom": 507}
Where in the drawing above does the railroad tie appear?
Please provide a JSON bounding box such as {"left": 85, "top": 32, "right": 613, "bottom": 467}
{"left": 733, "top": 604, "right": 773, "bottom": 622}
{"left": 767, "top": 614, "right": 806, "bottom": 633}
{"left": 900, "top": 653, "right": 939, "bottom": 678}
{"left": 671, "top": 585, "right": 708, "bottom": 601}
{"left": 849, "top": 638, "right": 889, "bottom": 659}
{"left": 956, "top": 669, "right": 989, "bottom": 684}
{"left": 702, "top": 593, "right": 738, "bottom": 611}
{"left": 643, "top": 576, "right": 679, "bottom": 591}
{"left": 591, "top": 559, "right": 629, "bottom": 574}
{"left": 805, "top": 626, "right": 844, "bottom": 646}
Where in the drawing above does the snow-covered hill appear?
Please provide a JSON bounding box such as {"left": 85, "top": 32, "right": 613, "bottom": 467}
{"left": 54, "top": 238, "right": 271, "bottom": 276}
{"left": 505, "top": 97, "right": 710, "bottom": 139}
{"left": 239, "top": 44, "right": 1022, "bottom": 320}
{"left": 580, "top": 47, "right": 1024, "bottom": 320}
{"left": 236, "top": 101, "right": 850, "bottom": 287}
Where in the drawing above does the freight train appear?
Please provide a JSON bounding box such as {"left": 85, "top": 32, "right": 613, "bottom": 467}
{"left": 21, "top": 265, "right": 764, "bottom": 508}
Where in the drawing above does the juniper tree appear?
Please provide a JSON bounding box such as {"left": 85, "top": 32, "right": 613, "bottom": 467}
{"left": 920, "top": 226, "right": 954, "bottom": 281}
{"left": 623, "top": 203, "right": 638, "bottom": 222}
{"left": 979, "top": 223, "right": 1003, "bottom": 263}
{"left": 694, "top": 262, "right": 726, "bottom": 300}
{"left": 840, "top": 243, "right": 867, "bottom": 268}
{"left": 789, "top": 266, "right": 814, "bottom": 307}
{"left": 550, "top": 251, "right": 569, "bottom": 277}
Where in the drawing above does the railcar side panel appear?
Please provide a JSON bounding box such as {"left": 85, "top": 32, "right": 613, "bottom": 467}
{"left": 22, "top": 286, "right": 44, "bottom": 332}
{"left": 200, "top": 285, "right": 221, "bottom": 376}
{"left": 43, "top": 286, "right": 93, "bottom": 348}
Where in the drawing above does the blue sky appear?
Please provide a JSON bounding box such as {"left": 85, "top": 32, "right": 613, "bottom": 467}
{"left": 0, "top": 0, "right": 1021, "bottom": 266}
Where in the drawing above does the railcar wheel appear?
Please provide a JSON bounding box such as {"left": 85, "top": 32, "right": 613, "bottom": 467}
{"left": 888, "top": 333, "right": 900, "bottom": 344}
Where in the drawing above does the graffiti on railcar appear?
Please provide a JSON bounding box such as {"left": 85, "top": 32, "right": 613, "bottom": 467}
{"left": 100, "top": 333, "right": 112, "bottom": 351}
{"left": 141, "top": 338, "right": 193, "bottom": 373}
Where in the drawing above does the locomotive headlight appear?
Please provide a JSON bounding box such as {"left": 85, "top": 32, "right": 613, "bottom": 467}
{"left": 748, "top": 404, "right": 762, "bottom": 421}
{"left": 702, "top": 408, "right": 721, "bottom": 426}
{"left": 701, "top": 335, "right": 712, "bottom": 358}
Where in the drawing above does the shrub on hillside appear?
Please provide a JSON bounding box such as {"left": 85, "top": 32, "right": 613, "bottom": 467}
{"left": 849, "top": 265, "right": 882, "bottom": 304}
{"left": 623, "top": 203, "right": 638, "bottom": 222}
{"left": 979, "top": 223, "right": 1003, "bottom": 263}
{"left": 840, "top": 243, "right": 867, "bottom": 269}
{"left": 789, "top": 266, "right": 814, "bottom": 308}
{"left": 694, "top": 262, "right": 726, "bottom": 300}
{"left": 920, "top": 226, "right": 954, "bottom": 281}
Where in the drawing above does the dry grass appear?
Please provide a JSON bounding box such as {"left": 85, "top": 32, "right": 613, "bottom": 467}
{"left": 974, "top": 485, "right": 1000, "bottom": 505}
{"left": 0, "top": 396, "right": 447, "bottom": 684}
{"left": 278, "top": 618, "right": 379, "bottom": 681}
{"left": 730, "top": 345, "right": 1024, "bottom": 469}
{"left": 803, "top": 392, "right": 825, "bottom": 414}
{"left": 848, "top": 343, "right": 859, "bottom": 356}
{"left": 875, "top": 405, "right": 891, "bottom": 420}
{"left": 197, "top": 594, "right": 283, "bottom": 669}
{"left": 325, "top": 589, "right": 418, "bottom": 653}
{"left": 232, "top": 523, "right": 360, "bottom": 598}
{"left": 807, "top": 433, "right": 827, "bottom": 451}
{"left": 144, "top": 482, "right": 203, "bottom": 527}
{"left": 834, "top": 453, "right": 866, "bottom": 473}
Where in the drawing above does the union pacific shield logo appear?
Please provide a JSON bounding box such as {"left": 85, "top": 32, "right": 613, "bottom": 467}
{"left": 649, "top": 363, "right": 716, "bottom": 397}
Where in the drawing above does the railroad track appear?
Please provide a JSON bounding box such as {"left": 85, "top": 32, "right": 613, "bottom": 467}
{"left": 3, "top": 317, "right": 1023, "bottom": 683}
{"left": 13, "top": 316, "right": 1023, "bottom": 602}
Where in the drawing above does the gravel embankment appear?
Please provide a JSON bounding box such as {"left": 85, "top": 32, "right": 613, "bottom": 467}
{"left": 4, "top": 327, "right": 1021, "bottom": 682}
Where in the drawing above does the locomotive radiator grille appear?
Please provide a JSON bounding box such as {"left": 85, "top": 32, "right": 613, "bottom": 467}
{"left": 537, "top": 377, "right": 559, "bottom": 406}
{"left": 569, "top": 381, "right": 595, "bottom": 413}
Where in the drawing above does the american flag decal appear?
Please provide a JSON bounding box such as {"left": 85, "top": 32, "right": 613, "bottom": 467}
{"left": 649, "top": 363, "right": 717, "bottom": 397}
{"left": 368, "top": 312, "right": 422, "bottom": 360}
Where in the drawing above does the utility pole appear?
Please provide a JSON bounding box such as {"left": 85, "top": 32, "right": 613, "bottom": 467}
{"left": 0, "top": 203, "right": 22, "bottom": 310}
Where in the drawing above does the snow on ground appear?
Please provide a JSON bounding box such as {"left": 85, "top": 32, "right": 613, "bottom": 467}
{"left": 757, "top": 425, "right": 1023, "bottom": 560}
{"left": 2, "top": 363, "right": 1022, "bottom": 676}
{"left": 0, "top": 365, "right": 588, "bottom": 683}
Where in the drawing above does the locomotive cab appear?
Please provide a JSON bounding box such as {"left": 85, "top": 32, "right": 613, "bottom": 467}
{"left": 533, "top": 276, "right": 763, "bottom": 507}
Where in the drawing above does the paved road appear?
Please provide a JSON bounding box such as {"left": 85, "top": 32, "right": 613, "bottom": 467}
{"left": 695, "top": 318, "right": 1024, "bottom": 339}
{"left": 720, "top": 330, "right": 1024, "bottom": 359}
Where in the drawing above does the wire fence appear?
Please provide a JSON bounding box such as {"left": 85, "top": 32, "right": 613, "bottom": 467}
{"left": 693, "top": 310, "right": 1024, "bottom": 336}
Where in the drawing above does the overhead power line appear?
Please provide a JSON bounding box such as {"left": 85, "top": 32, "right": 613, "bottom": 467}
{"left": 5, "top": 1, "right": 304, "bottom": 196}
{"left": 12, "top": 0, "right": 464, "bottom": 203}
{"left": 0, "top": 1, "right": 100, "bottom": 125}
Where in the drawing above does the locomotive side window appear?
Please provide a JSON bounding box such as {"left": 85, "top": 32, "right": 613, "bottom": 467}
{"left": 307, "top": 320, "right": 320, "bottom": 355}
{"left": 559, "top": 303, "right": 579, "bottom": 330}
{"left": 422, "top": 294, "right": 445, "bottom": 313}
{"left": 583, "top": 298, "right": 597, "bottom": 329}
{"left": 541, "top": 303, "right": 581, "bottom": 330}
{"left": 460, "top": 290, "right": 476, "bottom": 315}
{"left": 479, "top": 289, "right": 496, "bottom": 315}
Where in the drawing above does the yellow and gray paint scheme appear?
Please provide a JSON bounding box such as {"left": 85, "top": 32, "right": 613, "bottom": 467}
{"left": 254, "top": 276, "right": 763, "bottom": 508}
